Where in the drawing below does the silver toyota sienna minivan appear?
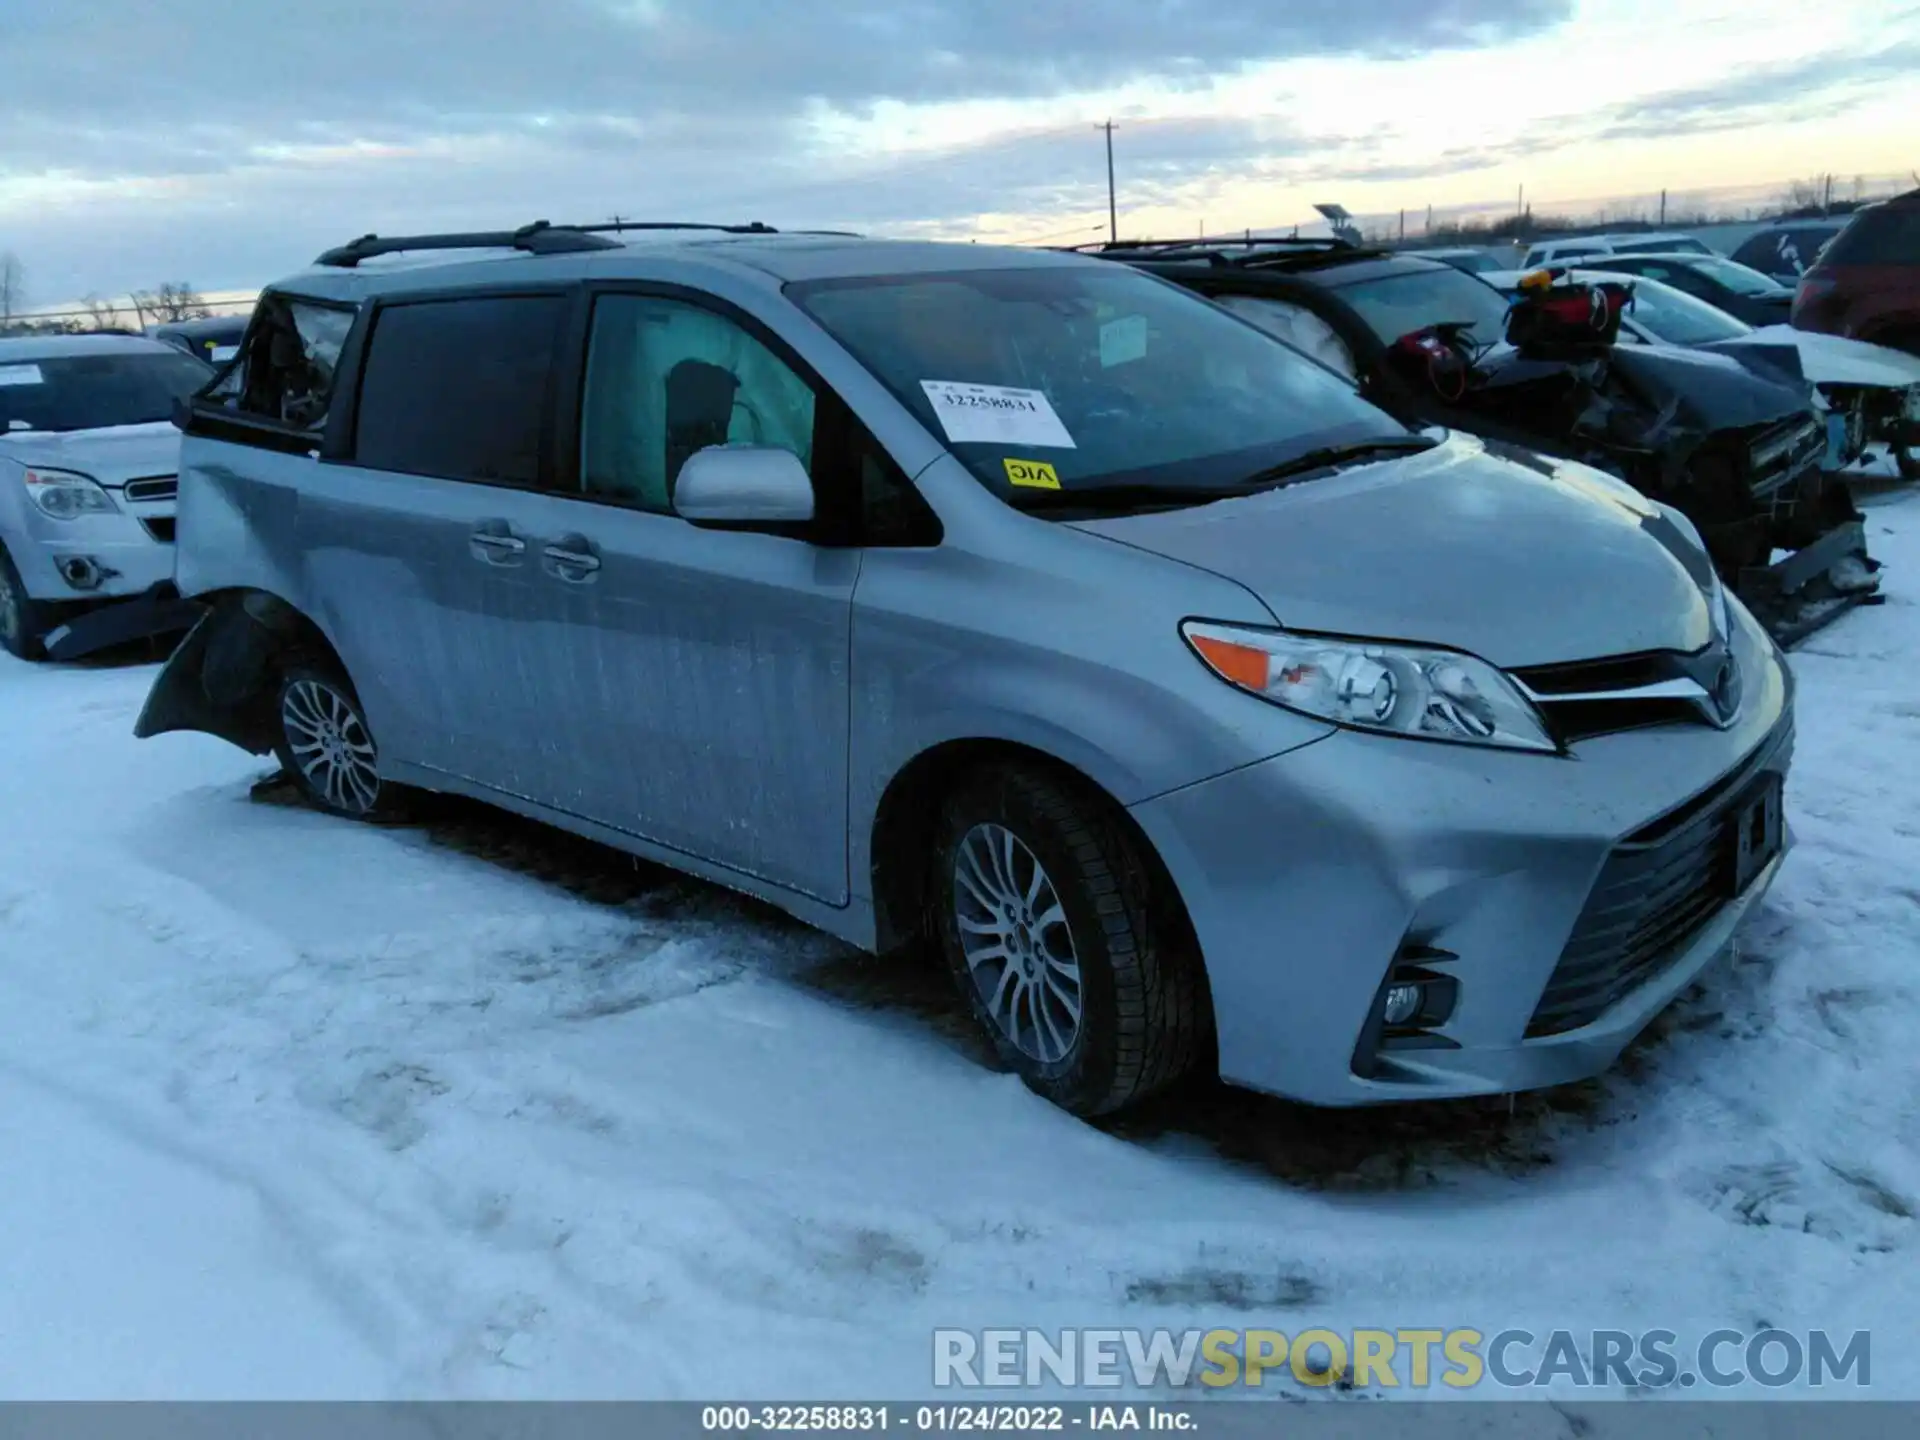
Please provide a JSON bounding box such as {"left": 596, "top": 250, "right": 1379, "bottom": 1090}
{"left": 136, "top": 222, "right": 1794, "bottom": 1118}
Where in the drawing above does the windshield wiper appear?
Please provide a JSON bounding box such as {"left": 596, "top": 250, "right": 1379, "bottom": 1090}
{"left": 1235, "top": 436, "right": 1440, "bottom": 489}
{"left": 1008, "top": 482, "right": 1258, "bottom": 513}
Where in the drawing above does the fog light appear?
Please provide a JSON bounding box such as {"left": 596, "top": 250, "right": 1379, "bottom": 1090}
{"left": 1382, "top": 983, "right": 1423, "bottom": 1026}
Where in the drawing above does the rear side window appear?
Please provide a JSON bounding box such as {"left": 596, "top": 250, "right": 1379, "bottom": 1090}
{"left": 206, "top": 295, "right": 354, "bottom": 431}
{"left": 1822, "top": 207, "right": 1920, "bottom": 266}
{"left": 353, "top": 295, "right": 566, "bottom": 485}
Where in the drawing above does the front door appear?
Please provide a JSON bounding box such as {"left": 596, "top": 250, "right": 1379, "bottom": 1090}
{"left": 535, "top": 290, "right": 857, "bottom": 905}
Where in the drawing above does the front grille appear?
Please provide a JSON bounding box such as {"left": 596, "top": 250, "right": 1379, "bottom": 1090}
{"left": 141, "top": 517, "right": 176, "bottom": 543}
{"left": 1525, "top": 717, "right": 1792, "bottom": 1038}
{"left": 1747, "top": 417, "right": 1822, "bottom": 502}
{"left": 1511, "top": 648, "right": 1724, "bottom": 743}
{"left": 123, "top": 475, "right": 178, "bottom": 503}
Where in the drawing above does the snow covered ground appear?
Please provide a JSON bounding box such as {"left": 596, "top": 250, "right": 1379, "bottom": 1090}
{"left": 1, "top": 488, "right": 1916, "bottom": 1405}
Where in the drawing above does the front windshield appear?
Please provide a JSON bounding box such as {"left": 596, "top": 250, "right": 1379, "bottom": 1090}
{"left": 788, "top": 264, "right": 1405, "bottom": 505}
{"left": 1329, "top": 266, "right": 1516, "bottom": 349}
{"left": 0, "top": 349, "right": 213, "bottom": 433}
{"left": 1604, "top": 275, "right": 1751, "bottom": 345}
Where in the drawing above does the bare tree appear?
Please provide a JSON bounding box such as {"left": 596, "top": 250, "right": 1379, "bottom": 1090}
{"left": 81, "top": 294, "right": 126, "bottom": 331}
{"left": 0, "top": 252, "right": 23, "bottom": 326}
{"left": 130, "top": 281, "right": 212, "bottom": 325}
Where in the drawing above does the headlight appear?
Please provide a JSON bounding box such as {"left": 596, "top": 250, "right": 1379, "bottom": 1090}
{"left": 1181, "top": 620, "right": 1558, "bottom": 753}
{"left": 22, "top": 467, "right": 119, "bottom": 519}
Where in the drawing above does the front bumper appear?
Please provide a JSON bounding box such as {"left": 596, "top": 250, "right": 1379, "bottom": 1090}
{"left": 1129, "top": 611, "right": 1792, "bottom": 1107}
{"left": 8, "top": 501, "right": 176, "bottom": 600}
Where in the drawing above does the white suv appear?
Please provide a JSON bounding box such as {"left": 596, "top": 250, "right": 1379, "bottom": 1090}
{"left": 1520, "top": 231, "right": 1716, "bottom": 270}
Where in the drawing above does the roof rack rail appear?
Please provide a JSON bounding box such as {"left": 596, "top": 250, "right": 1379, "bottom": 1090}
{"left": 570, "top": 222, "right": 865, "bottom": 238}
{"left": 570, "top": 220, "right": 779, "bottom": 235}
{"left": 315, "top": 220, "right": 625, "bottom": 267}
{"left": 1068, "top": 236, "right": 1358, "bottom": 255}
{"left": 1069, "top": 235, "right": 1396, "bottom": 270}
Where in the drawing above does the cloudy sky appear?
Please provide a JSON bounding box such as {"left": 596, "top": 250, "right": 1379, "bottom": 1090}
{"left": 2, "top": 0, "right": 1915, "bottom": 306}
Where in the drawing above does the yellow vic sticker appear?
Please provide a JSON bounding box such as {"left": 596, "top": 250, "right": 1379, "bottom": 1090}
{"left": 1004, "top": 458, "right": 1062, "bottom": 490}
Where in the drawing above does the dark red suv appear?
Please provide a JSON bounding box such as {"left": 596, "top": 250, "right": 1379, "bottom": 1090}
{"left": 1791, "top": 189, "right": 1920, "bottom": 355}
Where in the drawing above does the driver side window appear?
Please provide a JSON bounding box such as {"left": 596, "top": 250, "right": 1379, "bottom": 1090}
{"left": 1213, "top": 294, "right": 1359, "bottom": 382}
{"left": 579, "top": 294, "right": 818, "bottom": 515}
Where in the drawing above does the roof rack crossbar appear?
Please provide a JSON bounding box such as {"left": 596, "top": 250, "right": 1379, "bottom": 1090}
{"left": 314, "top": 220, "right": 624, "bottom": 268}
{"left": 569, "top": 221, "right": 781, "bottom": 235}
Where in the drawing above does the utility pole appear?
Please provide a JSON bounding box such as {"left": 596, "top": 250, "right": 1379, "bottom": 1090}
{"left": 1398, "top": 209, "right": 1405, "bottom": 243}
{"left": 1099, "top": 120, "right": 1118, "bottom": 243}
{"left": 1659, "top": 189, "right": 1667, "bottom": 226}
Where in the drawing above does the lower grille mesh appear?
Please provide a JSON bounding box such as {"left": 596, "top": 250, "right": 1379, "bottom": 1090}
{"left": 1526, "top": 719, "right": 1792, "bottom": 1037}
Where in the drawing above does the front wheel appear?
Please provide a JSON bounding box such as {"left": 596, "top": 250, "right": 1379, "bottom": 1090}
{"left": 0, "top": 546, "right": 60, "bottom": 662}
{"left": 931, "top": 764, "right": 1209, "bottom": 1117}
{"left": 272, "top": 664, "right": 394, "bottom": 820}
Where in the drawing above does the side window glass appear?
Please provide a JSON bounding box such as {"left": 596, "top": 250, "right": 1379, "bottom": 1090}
{"left": 353, "top": 295, "right": 565, "bottom": 485}
{"left": 580, "top": 294, "right": 817, "bottom": 515}
{"left": 214, "top": 296, "right": 354, "bottom": 430}
{"left": 1213, "top": 294, "right": 1359, "bottom": 382}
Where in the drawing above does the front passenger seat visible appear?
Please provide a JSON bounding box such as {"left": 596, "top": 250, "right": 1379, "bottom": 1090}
{"left": 663, "top": 359, "right": 742, "bottom": 505}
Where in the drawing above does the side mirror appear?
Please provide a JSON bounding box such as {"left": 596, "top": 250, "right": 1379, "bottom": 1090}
{"left": 673, "top": 445, "right": 815, "bottom": 527}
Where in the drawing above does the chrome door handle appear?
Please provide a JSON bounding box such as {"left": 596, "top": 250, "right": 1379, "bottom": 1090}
{"left": 468, "top": 530, "right": 527, "bottom": 566}
{"left": 542, "top": 533, "right": 601, "bottom": 583}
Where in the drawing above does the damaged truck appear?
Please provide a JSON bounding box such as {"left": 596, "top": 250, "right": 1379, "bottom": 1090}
{"left": 1082, "top": 238, "right": 1882, "bottom": 647}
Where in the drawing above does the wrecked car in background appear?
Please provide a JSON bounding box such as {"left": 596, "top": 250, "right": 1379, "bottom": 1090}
{"left": 1484, "top": 266, "right": 1920, "bottom": 481}
{"left": 152, "top": 315, "right": 252, "bottom": 370}
{"left": 0, "top": 333, "right": 211, "bottom": 660}
{"left": 1083, "top": 238, "right": 1882, "bottom": 646}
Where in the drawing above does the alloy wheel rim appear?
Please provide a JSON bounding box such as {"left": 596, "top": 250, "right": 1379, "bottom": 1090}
{"left": 953, "top": 822, "right": 1083, "bottom": 1064}
{"left": 282, "top": 679, "right": 380, "bottom": 813}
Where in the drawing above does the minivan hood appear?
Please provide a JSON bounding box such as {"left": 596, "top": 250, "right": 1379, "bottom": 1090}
{"left": 1067, "top": 434, "right": 1718, "bottom": 669}
{"left": 0, "top": 421, "right": 182, "bottom": 487}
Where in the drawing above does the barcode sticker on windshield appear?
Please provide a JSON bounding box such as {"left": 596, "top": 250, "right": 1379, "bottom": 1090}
{"left": 919, "top": 380, "right": 1076, "bottom": 449}
{"left": 0, "top": 364, "right": 45, "bottom": 387}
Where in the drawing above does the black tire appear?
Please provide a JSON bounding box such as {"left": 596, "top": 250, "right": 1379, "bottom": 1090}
{"left": 930, "top": 763, "right": 1209, "bottom": 1117}
{"left": 0, "top": 544, "right": 59, "bottom": 662}
{"left": 270, "top": 662, "right": 395, "bottom": 820}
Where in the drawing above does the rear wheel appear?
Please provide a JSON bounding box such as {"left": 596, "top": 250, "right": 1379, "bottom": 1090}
{"left": 272, "top": 663, "right": 394, "bottom": 820}
{"left": 930, "top": 763, "right": 1208, "bottom": 1117}
{"left": 0, "top": 546, "right": 59, "bottom": 662}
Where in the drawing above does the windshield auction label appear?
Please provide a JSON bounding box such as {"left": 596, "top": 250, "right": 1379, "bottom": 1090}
{"left": 0, "top": 364, "right": 45, "bottom": 387}
{"left": 920, "top": 380, "right": 1077, "bottom": 448}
